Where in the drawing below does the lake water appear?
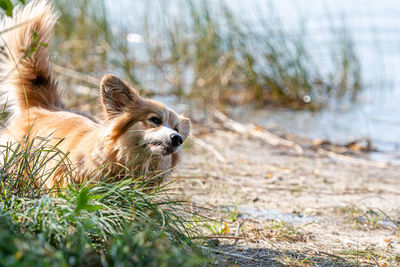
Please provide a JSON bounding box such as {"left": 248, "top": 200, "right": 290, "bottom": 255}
{"left": 230, "top": 0, "right": 400, "bottom": 162}
{"left": 107, "top": 0, "right": 400, "bottom": 163}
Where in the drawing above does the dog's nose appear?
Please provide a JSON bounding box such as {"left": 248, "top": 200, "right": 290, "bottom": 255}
{"left": 170, "top": 133, "right": 183, "bottom": 147}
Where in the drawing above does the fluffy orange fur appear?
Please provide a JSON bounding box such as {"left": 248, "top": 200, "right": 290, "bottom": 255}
{"left": 0, "top": 0, "right": 191, "bottom": 188}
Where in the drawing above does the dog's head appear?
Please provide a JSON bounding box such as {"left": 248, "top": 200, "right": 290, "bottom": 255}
{"left": 100, "top": 74, "right": 191, "bottom": 160}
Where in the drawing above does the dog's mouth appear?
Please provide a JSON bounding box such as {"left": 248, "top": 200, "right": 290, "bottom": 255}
{"left": 149, "top": 140, "right": 163, "bottom": 147}
{"left": 148, "top": 141, "right": 174, "bottom": 155}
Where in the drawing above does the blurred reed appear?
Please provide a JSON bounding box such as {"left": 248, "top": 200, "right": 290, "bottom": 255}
{"left": 53, "top": 0, "right": 362, "bottom": 111}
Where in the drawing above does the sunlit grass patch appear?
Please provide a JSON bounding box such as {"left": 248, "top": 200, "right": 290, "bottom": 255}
{"left": 336, "top": 205, "right": 390, "bottom": 230}
{"left": 257, "top": 220, "right": 313, "bottom": 243}
{"left": 340, "top": 246, "right": 400, "bottom": 266}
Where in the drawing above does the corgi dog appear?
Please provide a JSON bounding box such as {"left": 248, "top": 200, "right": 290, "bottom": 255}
{"left": 0, "top": 1, "right": 191, "bottom": 188}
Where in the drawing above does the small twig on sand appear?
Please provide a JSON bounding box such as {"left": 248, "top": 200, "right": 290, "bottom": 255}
{"left": 192, "top": 136, "right": 228, "bottom": 164}
{"left": 200, "top": 246, "right": 260, "bottom": 262}
{"left": 213, "top": 110, "right": 304, "bottom": 154}
{"left": 235, "top": 221, "right": 244, "bottom": 246}
{"left": 318, "top": 251, "right": 348, "bottom": 262}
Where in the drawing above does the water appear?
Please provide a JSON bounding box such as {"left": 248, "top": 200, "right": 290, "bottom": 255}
{"left": 106, "top": 0, "right": 400, "bottom": 162}
{"left": 227, "top": 0, "right": 400, "bottom": 162}
{"left": 231, "top": 85, "right": 400, "bottom": 162}
{"left": 227, "top": 206, "right": 318, "bottom": 225}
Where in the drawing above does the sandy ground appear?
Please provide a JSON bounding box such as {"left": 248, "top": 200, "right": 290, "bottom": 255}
{"left": 172, "top": 123, "right": 400, "bottom": 266}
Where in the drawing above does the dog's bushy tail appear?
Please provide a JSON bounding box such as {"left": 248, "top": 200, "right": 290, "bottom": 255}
{"left": 0, "top": 0, "right": 62, "bottom": 114}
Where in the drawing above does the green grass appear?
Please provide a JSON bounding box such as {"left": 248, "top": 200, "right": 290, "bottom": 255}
{"left": 0, "top": 137, "right": 210, "bottom": 266}
{"left": 261, "top": 220, "right": 312, "bottom": 243}
{"left": 336, "top": 205, "right": 385, "bottom": 230}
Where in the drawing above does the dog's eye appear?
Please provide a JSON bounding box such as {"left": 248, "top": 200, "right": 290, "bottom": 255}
{"left": 149, "top": 117, "right": 162, "bottom": 125}
{"left": 174, "top": 127, "right": 179, "bottom": 133}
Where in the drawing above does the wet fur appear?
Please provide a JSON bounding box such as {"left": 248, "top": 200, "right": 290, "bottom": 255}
{"left": 0, "top": 0, "right": 191, "bottom": 188}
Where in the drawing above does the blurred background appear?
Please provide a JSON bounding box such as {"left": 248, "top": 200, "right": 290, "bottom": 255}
{"left": 52, "top": 0, "right": 400, "bottom": 163}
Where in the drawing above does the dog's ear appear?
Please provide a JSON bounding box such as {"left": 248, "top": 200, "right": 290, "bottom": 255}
{"left": 178, "top": 115, "right": 191, "bottom": 141}
{"left": 100, "top": 74, "right": 139, "bottom": 118}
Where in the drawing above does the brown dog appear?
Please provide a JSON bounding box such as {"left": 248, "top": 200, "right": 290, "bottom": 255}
{"left": 0, "top": 0, "right": 191, "bottom": 188}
